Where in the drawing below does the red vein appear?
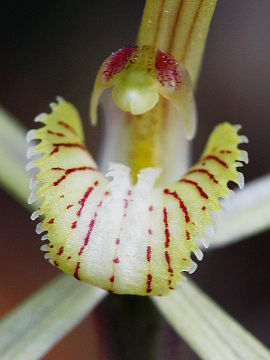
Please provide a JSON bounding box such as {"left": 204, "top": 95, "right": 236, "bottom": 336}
{"left": 50, "top": 143, "right": 86, "bottom": 156}
{"left": 165, "top": 251, "right": 173, "bottom": 275}
{"left": 77, "top": 187, "right": 94, "bottom": 217}
{"left": 220, "top": 150, "right": 232, "bottom": 154}
{"left": 47, "top": 130, "right": 65, "bottom": 137}
{"left": 58, "top": 120, "right": 78, "bottom": 136}
{"left": 78, "top": 212, "right": 97, "bottom": 256}
{"left": 146, "top": 245, "right": 151, "bottom": 262}
{"left": 164, "top": 189, "right": 190, "bottom": 223}
{"left": 187, "top": 168, "right": 218, "bottom": 184}
{"left": 146, "top": 274, "right": 152, "bottom": 294}
{"left": 201, "top": 155, "right": 228, "bottom": 168}
{"left": 180, "top": 179, "right": 209, "bottom": 199}
{"left": 163, "top": 207, "right": 171, "bottom": 248}
{"left": 74, "top": 262, "right": 80, "bottom": 279}
{"left": 52, "top": 166, "right": 98, "bottom": 186}
{"left": 57, "top": 246, "right": 64, "bottom": 256}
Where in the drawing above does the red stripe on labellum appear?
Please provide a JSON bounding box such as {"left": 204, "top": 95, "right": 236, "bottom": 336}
{"left": 66, "top": 204, "right": 73, "bottom": 209}
{"left": 149, "top": 205, "right": 153, "bottom": 212}
{"left": 67, "top": 256, "right": 71, "bottom": 260}
{"left": 47, "top": 130, "right": 65, "bottom": 137}
{"left": 77, "top": 187, "right": 94, "bottom": 217}
{"left": 71, "top": 221, "right": 77, "bottom": 229}
{"left": 48, "top": 218, "right": 55, "bottom": 224}
{"left": 113, "top": 257, "right": 120, "bottom": 264}
{"left": 202, "top": 206, "right": 206, "bottom": 211}
{"left": 57, "top": 246, "right": 64, "bottom": 256}
{"left": 163, "top": 207, "right": 170, "bottom": 248}
{"left": 115, "top": 238, "right": 120, "bottom": 245}
{"left": 146, "top": 246, "right": 151, "bottom": 262}
{"left": 78, "top": 212, "right": 97, "bottom": 256}
{"left": 146, "top": 274, "right": 152, "bottom": 294}
{"left": 164, "top": 189, "right": 190, "bottom": 223}
{"left": 165, "top": 251, "right": 173, "bottom": 275}
{"left": 50, "top": 143, "right": 86, "bottom": 156}
{"left": 53, "top": 261, "right": 59, "bottom": 267}
{"left": 180, "top": 179, "right": 209, "bottom": 199}
{"left": 187, "top": 168, "right": 219, "bottom": 184}
{"left": 110, "top": 275, "right": 115, "bottom": 283}
{"left": 74, "top": 262, "right": 80, "bottom": 279}
{"left": 52, "top": 167, "right": 98, "bottom": 186}
{"left": 220, "top": 150, "right": 232, "bottom": 154}
{"left": 202, "top": 155, "right": 228, "bottom": 168}
{"left": 186, "top": 230, "right": 190, "bottom": 241}
{"left": 58, "top": 120, "right": 78, "bottom": 136}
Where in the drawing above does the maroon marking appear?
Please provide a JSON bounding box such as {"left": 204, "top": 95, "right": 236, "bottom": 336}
{"left": 110, "top": 275, "right": 115, "bottom": 283}
{"left": 48, "top": 218, "right": 55, "bottom": 224}
{"left": 66, "top": 204, "right": 73, "bottom": 209}
{"left": 47, "top": 130, "right": 65, "bottom": 137}
{"left": 201, "top": 155, "right": 228, "bottom": 168}
{"left": 53, "top": 261, "right": 59, "bottom": 267}
{"left": 115, "top": 238, "right": 120, "bottom": 245}
{"left": 186, "top": 230, "right": 190, "bottom": 241}
{"left": 202, "top": 206, "right": 206, "bottom": 211}
{"left": 77, "top": 187, "right": 94, "bottom": 217}
{"left": 50, "top": 143, "right": 86, "bottom": 156}
{"left": 146, "top": 274, "right": 152, "bottom": 294}
{"left": 74, "top": 262, "right": 80, "bottom": 279}
{"left": 165, "top": 251, "right": 173, "bottom": 275}
{"left": 49, "top": 244, "right": 54, "bottom": 248}
{"left": 58, "top": 120, "right": 78, "bottom": 136}
{"left": 163, "top": 207, "right": 170, "bottom": 248}
{"left": 52, "top": 167, "right": 98, "bottom": 186}
{"left": 149, "top": 205, "right": 153, "bottom": 212}
{"left": 146, "top": 246, "right": 151, "bottom": 262}
{"left": 180, "top": 179, "right": 209, "bottom": 199}
{"left": 124, "top": 198, "right": 128, "bottom": 209}
{"left": 53, "top": 167, "right": 65, "bottom": 170}
{"left": 94, "top": 180, "right": 99, "bottom": 186}
{"left": 71, "top": 221, "right": 77, "bottom": 229}
{"left": 97, "top": 201, "right": 103, "bottom": 207}
{"left": 60, "top": 195, "right": 65, "bottom": 198}
{"left": 148, "top": 229, "right": 152, "bottom": 235}
{"left": 57, "top": 246, "right": 64, "bottom": 256}
{"left": 103, "top": 46, "right": 138, "bottom": 81}
{"left": 164, "top": 189, "right": 190, "bottom": 223}
{"left": 127, "top": 190, "right": 132, "bottom": 196}
{"left": 187, "top": 169, "right": 219, "bottom": 184}
{"left": 78, "top": 212, "right": 97, "bottom": 256}
{"left": 113, "top": 257, "right": 119, "bottom": 264}
{"left": 67, "top": 256, "right": 71, "bottom": 260}
{"left": 220, "top": 150, "right": 232, "bottom": 154}
{"left": 155, "top": 49, "right": 181, "bottom": 89}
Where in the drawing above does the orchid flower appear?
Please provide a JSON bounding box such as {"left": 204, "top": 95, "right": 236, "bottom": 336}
{"left": 0, "top": 1, "right": 270, "bottom": 359}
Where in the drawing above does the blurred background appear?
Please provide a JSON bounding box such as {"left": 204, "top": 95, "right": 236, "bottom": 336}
{"left": 0, "top": 1, "right": 269, "bottom": 359}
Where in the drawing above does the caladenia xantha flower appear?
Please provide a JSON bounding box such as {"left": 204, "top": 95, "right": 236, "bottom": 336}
{"left": 26, "top": 0, "right": 248, "bottom": 296}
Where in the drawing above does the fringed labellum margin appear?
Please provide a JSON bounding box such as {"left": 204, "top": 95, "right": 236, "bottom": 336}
{"left": 27, "top": 98, "right": 248, "bottom": 296}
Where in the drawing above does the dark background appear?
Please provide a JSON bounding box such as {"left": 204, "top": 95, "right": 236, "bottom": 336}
{"left": 0, "top": 1, "right": 269, "bottom": 359}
